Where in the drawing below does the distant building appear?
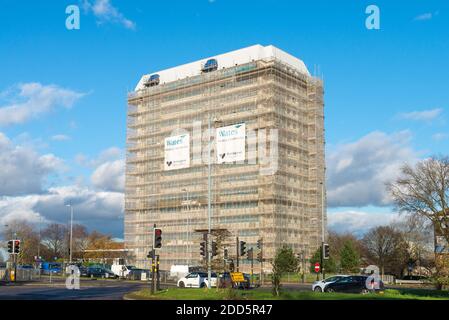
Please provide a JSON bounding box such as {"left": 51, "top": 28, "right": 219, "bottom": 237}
{"left": 125, "top": 45, "right": 326, "bottom": 272}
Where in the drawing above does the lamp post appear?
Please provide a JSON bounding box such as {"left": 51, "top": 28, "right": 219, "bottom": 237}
{"left": 65, "top": 204, "right": 74, "bottom": 264}
{"left": 182, "top": 188, "right": 190, "bottom": 266}
{"left": 206, "top": 115, "right": 223, "bottom": 289}
{"left": 319, "top": 181, "right": 325, "bottom": 280}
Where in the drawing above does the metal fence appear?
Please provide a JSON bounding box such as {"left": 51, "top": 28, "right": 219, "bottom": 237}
{"left": 0, "top": 268, "right": 42, "bottom": 282}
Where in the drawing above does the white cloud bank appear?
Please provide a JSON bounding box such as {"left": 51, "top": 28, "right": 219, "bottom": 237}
{"left": 326, "top": 130, "right": 418, "bottom": 208}
{"left": 0, "top": 83, "right": 85, "bottom": 126}
{"left": 0, "top": 132, "right": 64, "bottom": 196}
{"left": 398, "top": 108, "right": 443, "bottom": 121}
{"left": 83, "top": 0, "right": 136, "bottom": 30}
{"left": 0, "top": 185, "right": 124, "bottom": 235}
{"left": 327, "top": 210, "right": 401, "bottom": 237}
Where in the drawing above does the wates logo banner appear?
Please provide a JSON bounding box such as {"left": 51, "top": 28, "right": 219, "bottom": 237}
{"left": 164, "top": 134, "right": 190, "bottom": 170}
{"left": 216, "top": 123, "right": 246, "bottom": 164}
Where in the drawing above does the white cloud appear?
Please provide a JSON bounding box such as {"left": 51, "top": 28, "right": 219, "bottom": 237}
{"left": 414, "top": 11, "right": 439, "bottom": 21}
{"left": 398, "top": 108, "right": 443, "bottom": 121}
{"left": 328, "top": 210, "right": 401, "bottom": 237}
{"left": 51, "top": 134, "right": 70, "bottom": 141}
{"left": 432, "top": 133, "right": 448, "bottom": 141}
{"left": 91, "top": 159, "right": 125, "bottom": 192}
{"left": 83, "top": 0, "right": 136, "bottom": 30}
{"left": 327, "top": 131, "right": 418, "bottom": 207}
{"left": 0, "top": 132, "right": 64, "bottom": 196}
{"left": 0, "top": 185, "right": 124, "bottom": 236}
{"left": 0, "top": 83, "right": 85, "bottom": 126}
{"left": 414, "top": 13, "right": 433, "bottom": 21}
{"left": 76, "top": 147, "right": 123, "bottom": 168}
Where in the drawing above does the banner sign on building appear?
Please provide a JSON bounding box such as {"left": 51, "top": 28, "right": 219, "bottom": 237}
{"left": 216, "top": 123, "right": 246, "bottom": 164}
{"left": 164, "top": 134, "right": 190, "bottom": 171}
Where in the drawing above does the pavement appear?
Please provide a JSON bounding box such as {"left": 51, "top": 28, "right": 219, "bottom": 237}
{"left": 0, "top": 279, "right": 160, "bottom": 300}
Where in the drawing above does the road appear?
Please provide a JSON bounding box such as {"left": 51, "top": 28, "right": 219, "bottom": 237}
{"left": 0, "top": 279, "right": 153, "bottom": 300}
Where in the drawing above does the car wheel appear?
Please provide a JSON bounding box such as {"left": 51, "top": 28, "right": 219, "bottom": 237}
{"left": 200, "top": 282, "right": 206, "bottom": 288}
{"left": 314, "top": 287, "right": 323, "bottom": 292}
{"left": 325, "top": 288, "right": 335, "bottom": 293}
{"left": 179, "top": 281, "right": 185, "bottom": 288}
{"left": 361, "top": 288, "right": 370, "bottom": 294}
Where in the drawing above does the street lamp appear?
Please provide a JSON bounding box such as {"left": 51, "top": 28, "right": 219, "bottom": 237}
{"left": 206, "top": 115, "right": 223, "bottom": 289}
{"left": 181, "top": 188, "right": 190, "bottom": 265}
{"left": 65, "top": 204, "right": 74, "bottom": 264}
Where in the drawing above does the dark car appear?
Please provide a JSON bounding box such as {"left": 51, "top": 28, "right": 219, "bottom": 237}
{"left": 324, "top": 275, "right": 384, "bottom": 294}
{"left": 86, "top": 267, "right": 117, "bottom": 279}
{"left": 218, "top": 272, "right": 251, "bottom": 289}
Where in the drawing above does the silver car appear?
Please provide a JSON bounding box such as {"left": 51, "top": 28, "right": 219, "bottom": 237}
{"left": 312, "top": 275, "right": 349, "bottom": 292}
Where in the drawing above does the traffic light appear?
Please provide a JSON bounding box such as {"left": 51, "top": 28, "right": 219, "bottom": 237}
{"left": 247, "top": 248, "right": 253, "bottom": 260}
{"left": 7, "top": 240, "right": 13, "bottom": 253}
{"left": 239, "top": 241, "right": 246, "bottom": 256}
{"left": 211, "top": 241, "right": 218, "bottom": 257}
{"left": 14, "top": 240, "right": 20, "bottom": 254}
{"left": 257, "top": 238, "right": 263, "bottom": 250}
{"left": 223, "top": 248, "right": 228, "bottom": 260}
{"left": 257, "top": 251, "right": 263, "bottom": 262}
{"left": 323, "top": 243, "right": 330, "bottom": 260}
{"left": 200, "top": 241, "right": 206, "bottom": 257}
{"left": 147, "top": 249, "right": 155, "bottom": 259}
{"left": 154, "top": 228, "right": 162, "bottom": 248}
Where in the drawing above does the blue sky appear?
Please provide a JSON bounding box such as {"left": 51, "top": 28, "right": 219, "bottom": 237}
{"left": 0, "top": 0, "right": 448, "bottom": 240}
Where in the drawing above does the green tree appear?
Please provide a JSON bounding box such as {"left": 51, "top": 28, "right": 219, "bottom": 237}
{"left": 271, "top": 246, "right": 298, "bottom": 296}
{"left": 340, "top": 241, "right": 360, "bottom": 273}
{"left": 309, "top": 248, "right": 337, "bottom": 274}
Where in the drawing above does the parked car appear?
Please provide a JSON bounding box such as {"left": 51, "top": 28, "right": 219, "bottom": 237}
{"left": 177, "top": 272, "right": 217, "bottom": 288}
{"left": 86, "top": 267, "right": 117, "bottom": 279}
{"left": 312, "top": 275, "right": 349, "bottom": 292}
{"left": 215, "top": 272, "right": 251, "bottom": 289}
{"left": 40, "top": 262, "right": 62, "bottom": 275}
{"left": 324, "top": 275, "right": 384, "bottom": 294}
{"left": 18, "top": 264, "right": 34, "bottom": 270}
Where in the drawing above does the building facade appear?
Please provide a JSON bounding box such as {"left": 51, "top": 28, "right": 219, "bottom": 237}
{"left": 125, "top": 45, "right": 326, "bottom": 272}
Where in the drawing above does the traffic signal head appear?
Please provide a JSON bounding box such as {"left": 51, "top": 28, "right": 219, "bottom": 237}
{"left": 247, "top": 248, "right": 253, "bottom": 260}
{"left": 211, "top": 241, "right": 218, "bottom": 257}
{"left": 7, "top": 240, "right": 13, "bottom": 253}
{"left": 14, "top": 240, "right": 20, "bottom": 254}
{"left": 257, "top": 239, "right": 263, "bottom": 250}
{"left": 323, "top": 243, "right": 330, "bottom": 260}
{"left": 154, "top": 228, "right": 162, "bottom": 248}
{"left": 257, "top": 251, "right": 263, "bottom": 262}
{"left": 239, "top": 241, "right": 246, "bottom": 256}
{"left": 223, "top": 248, "right": 228, "bottom": 260}
{"left": 200, "top": 241, "right": 206, "bottom": 257}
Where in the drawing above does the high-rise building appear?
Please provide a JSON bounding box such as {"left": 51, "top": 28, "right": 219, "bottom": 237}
{"left": 125, "top": 45, "right": 325, "bottom": 272}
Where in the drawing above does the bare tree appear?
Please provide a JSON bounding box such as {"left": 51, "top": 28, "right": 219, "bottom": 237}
{"left": 362, "top": 226, "right": 407, "bottom": 278}
{"left": 1, "top": 220, "right": 39, "bottom": 264}
{"left": 387, "top": 156, "right": 449, "bottom": 243}
{"left": 387, "top": 156, "right": 449, "bottom": 288}
{"left": 41, "top": 223, "right": 67, "bottom": 260}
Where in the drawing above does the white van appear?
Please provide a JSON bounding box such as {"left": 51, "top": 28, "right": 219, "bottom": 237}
{"left": 169, "top": 265, "right": 202, "bottom": 281}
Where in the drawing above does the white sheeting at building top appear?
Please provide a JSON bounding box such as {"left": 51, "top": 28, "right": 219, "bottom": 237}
{"left": 134, "top": 45, "right": 310, "bottom": 91}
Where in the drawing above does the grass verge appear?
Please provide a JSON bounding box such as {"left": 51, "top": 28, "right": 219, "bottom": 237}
{"left": 124, "top": 287, "right": 449, "bottom": 301}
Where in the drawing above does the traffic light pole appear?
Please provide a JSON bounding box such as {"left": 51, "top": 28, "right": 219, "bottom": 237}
{"left": 13, "top": 252, "right": 17, "bottom": 283}
{"left": 236, "top": 236, "right": 239, "bottom": 272}
{"left": 156, "top": 255, "right": 160, "bottom": 291}
{"left": 250, "top": 250, "right": 254, "bottom": 288}
{"left": 320, "top": 242, "right": 325, "bottom": 280}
